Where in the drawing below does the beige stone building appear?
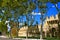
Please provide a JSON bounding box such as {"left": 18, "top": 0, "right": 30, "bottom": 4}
{"left": 43, "top": 14, "right": 59, "bottom": 37}
{"left": 18, "top": 26, "right": 28, "bottom": 36}
{"left": 43, "top": 14, "right": 59, "bottom": 32}
{"left": 18, "top": 14, "right": 59, "bottom": 37}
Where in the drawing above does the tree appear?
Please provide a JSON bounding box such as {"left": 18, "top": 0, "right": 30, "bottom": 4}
{"left": 10, "top": 22, "right": 18, "bottom": 38}
{"left": 25, "top": 14, "right": 34, "bottom": 38}
{"left": 35, "top": 0, "right": 48, "bottom": 39}
{"left": 0, "top": 0, "right": 36, "bottom": 38}
{"left": 31, "top": 21, "right": 39, "bottom": 37}
{"left": 0, "top": 21, "right": 7, "bottom": 35}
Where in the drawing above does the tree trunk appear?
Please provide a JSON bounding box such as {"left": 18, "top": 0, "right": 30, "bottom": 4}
{"left": 45, "top": 32, "right": 47, "bottom": 38}
{"left": 26, "top": 27, "right": 28, "bottom": 39}
{"left": 40, "top": 25, "right": 43, "bottom": 39}
{"left": 16, "top": 19, "right": 19, "bottom": 38}
{"left": 40, "top": 14, "right": 43, "bottom": 40}
{"left": 50, "top": 33, "right": 52, "bottom": 38}
{"left": 9, "top": 19, "right": 12, "bottom": 38}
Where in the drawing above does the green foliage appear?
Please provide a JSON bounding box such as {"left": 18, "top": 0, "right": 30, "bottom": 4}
{"left": 11, "top": 27, "right": 17, "bottom": 38}
{"left": 0, "top": 0, "right": 36, "bottom": 24}
{"left": 38, "top": 0, "right": 60, "bottom": 4}
{"left": 0, "top": 0, "right": 35, "bottom": 14}
{"left": 50, "top": 0, "right": 60, "bottom": 4}
{"left": 38, "top": 0, "right": 49, "bottom": 3}
{"left": 46, "top": 37, "right": 60, "bottom": 40}
{"left": 0, "top": 21, "right": 7, "bottom": 34}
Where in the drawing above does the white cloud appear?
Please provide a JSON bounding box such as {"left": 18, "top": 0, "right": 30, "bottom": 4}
{"left": 56, "top": 4, "right": 57, "bottom": 7}
{"left": 31, "top": 12, "right": 41, "bottom": 15}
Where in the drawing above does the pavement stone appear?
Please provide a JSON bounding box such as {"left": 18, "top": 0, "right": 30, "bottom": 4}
{"left": 0, "top": 36, "right": 45, "bottom": 40}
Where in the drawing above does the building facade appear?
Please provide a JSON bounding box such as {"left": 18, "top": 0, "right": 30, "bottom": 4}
{"left": 18, "top": 14, "right": 59, "bottom": 37}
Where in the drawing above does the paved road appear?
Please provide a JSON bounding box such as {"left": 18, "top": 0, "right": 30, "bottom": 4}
{"left": 0, "top": 37, "right": 22, "bottom": 40}
{"left": 0, "top": 36, "right": 45, "bottom": 40}
{"left": 0, "top": 38, "right": 45, "bottom": 40}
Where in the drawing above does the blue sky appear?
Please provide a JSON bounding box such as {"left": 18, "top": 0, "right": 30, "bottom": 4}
{"left": 28, "top": 2, "right": 60, "bottom": 25}
{"left": 17, "top": 2, "right": 60, "bottom": 25}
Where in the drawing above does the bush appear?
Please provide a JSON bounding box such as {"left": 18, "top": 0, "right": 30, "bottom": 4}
{"left": 11, "top": 27, "right": 17, "bottom": 38}
{"left": 46, "top": 37, "right": 60, "bottom": 40}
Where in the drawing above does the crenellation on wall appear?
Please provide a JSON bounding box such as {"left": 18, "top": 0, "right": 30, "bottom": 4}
{"left": 18, "top": 14, "right": 59, "bottom": 37}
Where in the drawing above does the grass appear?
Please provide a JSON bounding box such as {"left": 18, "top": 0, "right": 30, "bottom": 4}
{"left": 8, "top": 35, "right": 60, "bottom": 40}
{"left": 18, "top": 36, "right": 60, "bottom": 40}
{"left": 46, "top": 37, "right": 60, "bottom": 40}
{"left": 18, "top": 36, "right": 40, "bottom": 39}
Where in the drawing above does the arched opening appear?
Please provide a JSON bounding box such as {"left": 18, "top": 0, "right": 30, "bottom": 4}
{"left": 0, "top": 31, "right": 2, "bottom": 35}
{"left": 51, "top": 28, "right": 56, "bottom": 37}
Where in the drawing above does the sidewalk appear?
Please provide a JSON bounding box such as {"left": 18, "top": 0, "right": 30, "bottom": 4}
{"left": 0, "top": 36, "right": 45, "bottom": 40}
{"left": 13, "top": 38, "right": 45, "bottom": 40}
{"left": 0, "top": 35, "right": 8, "bottom": 38}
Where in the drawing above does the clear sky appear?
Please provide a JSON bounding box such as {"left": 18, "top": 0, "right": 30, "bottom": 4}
{"left": 29, "top": 2, "right": 60, "bottom": 25}
{"left": 18, "top": 2, "right": 60, "bottom": 25}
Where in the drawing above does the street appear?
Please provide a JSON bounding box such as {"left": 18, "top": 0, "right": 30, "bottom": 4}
{"left": 0, "top": 36, "right": 22, "bottom": 40}
{"left": 0, "top": 38, "right": 45, "bottom": 40}
{"left": 0, "top": 36, "right": 45, "bottom": 40}
{"left": 0, "top": 37, "right": 22, "bottom": 40}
